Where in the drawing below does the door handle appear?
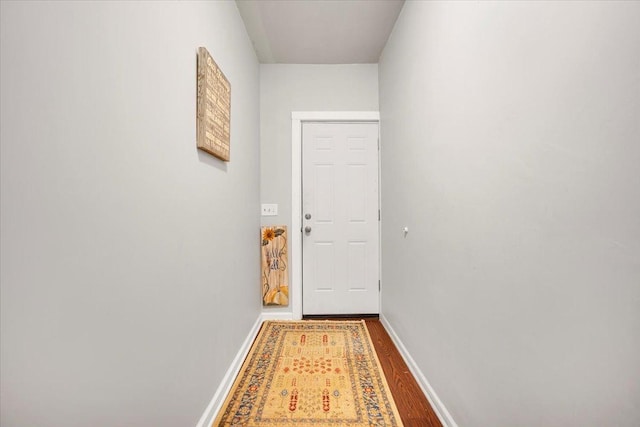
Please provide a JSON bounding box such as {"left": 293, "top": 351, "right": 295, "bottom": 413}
{"left": 304, "top": 226, "right": 312, "bottom": 233}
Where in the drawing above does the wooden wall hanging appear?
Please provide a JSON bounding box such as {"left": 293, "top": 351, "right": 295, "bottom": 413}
{"left": 196, "top": 46, "right": 231, "bottom": 161}
{"left": 261, "top": 226, "right": 289, "bottom": 306}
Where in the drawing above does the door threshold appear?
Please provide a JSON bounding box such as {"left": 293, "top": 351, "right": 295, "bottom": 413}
{"left": 303, "top": 314, "right": 380, "bottom": 320}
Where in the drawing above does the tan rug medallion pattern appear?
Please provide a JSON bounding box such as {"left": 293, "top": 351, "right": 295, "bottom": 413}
{"left": 214, "top": 320, "right": 404, "bottom": 426}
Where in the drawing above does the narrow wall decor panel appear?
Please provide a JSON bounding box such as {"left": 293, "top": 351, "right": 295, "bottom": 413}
{"left": 196, "top": 46, "right": 231, "bottom": 161}
{"left": 261, "top": 226, "right": 289, "bottom": 306}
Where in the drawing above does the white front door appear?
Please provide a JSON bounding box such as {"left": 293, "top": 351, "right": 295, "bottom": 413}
{"left": 302, "top": 122, "right": 380, "bottom": 315}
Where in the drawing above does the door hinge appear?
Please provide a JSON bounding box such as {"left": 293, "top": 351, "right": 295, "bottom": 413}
{"left": 378, "top": 280, "right": 381, "bottom": 291}
{"left": 378, "top": 209, "right": 381, "bottom": 221}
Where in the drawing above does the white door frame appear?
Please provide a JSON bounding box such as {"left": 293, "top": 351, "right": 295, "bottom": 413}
{"left": 291, "top": 111, "right": 380, "bottom": 319}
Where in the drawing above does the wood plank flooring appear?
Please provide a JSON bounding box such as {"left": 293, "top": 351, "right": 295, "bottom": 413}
{"left": 303, "top": 317, "right": 443, "bottom": 427}
{"left": 365, "top": 319, "right": 442, "bottom": 427}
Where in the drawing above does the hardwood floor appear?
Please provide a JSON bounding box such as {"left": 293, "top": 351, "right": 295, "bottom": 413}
{"left": 303, "top": 316, "right": 443, "bottom": 427}
{"left": 365, "top": 319, "right": 442, "bottom": 427}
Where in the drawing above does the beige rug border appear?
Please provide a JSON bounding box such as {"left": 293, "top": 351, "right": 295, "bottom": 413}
{"left": 357, "top": 320, "right": 404, "bottom": 426}
{"left": 213, "top": 319, "right": 404, "bottom": 426}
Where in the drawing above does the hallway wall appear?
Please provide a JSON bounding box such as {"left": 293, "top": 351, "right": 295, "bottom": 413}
{"left": 260, "top": 64, "right": 379, "bottom": 315}
{"left": 0, "top": 2, "right": 260, "bottom": 426}
{"left": 379, "top": 2, "right": 640, "bottom": 426}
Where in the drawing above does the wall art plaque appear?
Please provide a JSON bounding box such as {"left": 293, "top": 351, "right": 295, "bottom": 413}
{"left": 196, "top": 47, "right": 231, "bottom": 161}
{"left": 261, "top": 226, "right": 289, "bottom": 306}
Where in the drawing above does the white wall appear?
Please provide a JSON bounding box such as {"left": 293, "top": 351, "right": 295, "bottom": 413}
{"left": 0, "top": 2, "right": 260, "bottom": 426}
{"left": 260, "top": 64, "right": 379, "bottom": 315}
{"left": 379, "top": 2, "right": 640, "bottom": 426}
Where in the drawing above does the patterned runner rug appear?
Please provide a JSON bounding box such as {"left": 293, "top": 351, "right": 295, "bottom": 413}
{"left": 214, "top": 320, "right": 404, "bottom": 426}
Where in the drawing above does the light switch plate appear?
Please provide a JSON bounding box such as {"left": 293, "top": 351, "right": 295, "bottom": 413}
{"left": 261, "top": 204, "right": 278, "bottom": 216}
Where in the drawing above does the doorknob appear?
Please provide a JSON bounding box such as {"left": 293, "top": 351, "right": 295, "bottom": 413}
{"left": 304, "top": 226, "right": 312, "bottom": 233}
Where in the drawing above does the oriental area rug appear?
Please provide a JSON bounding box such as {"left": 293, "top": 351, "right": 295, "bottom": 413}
{"left": 213, "top": 320, "right": 404, "bottom": 427}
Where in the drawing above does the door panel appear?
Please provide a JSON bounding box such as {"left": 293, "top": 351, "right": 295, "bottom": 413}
{"left": 302, "top": 122, "right": 379, "bottom": 315}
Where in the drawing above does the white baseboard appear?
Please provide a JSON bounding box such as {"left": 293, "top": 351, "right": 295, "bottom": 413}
{"left": 260, "top": 311, "right": 294, "bottom": 321}
{"left": 196, "top": 312, "right": 295, "bottom": 427}
{"left": 380, "top": 314, "right": 458, "bottom": 427}
{"left": 196, "top": 315, "right": 263, "bottom": 427}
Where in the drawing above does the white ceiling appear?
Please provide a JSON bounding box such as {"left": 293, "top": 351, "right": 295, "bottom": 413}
{"left": 236, "top": 0, "right": 405, "bottom": 64}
